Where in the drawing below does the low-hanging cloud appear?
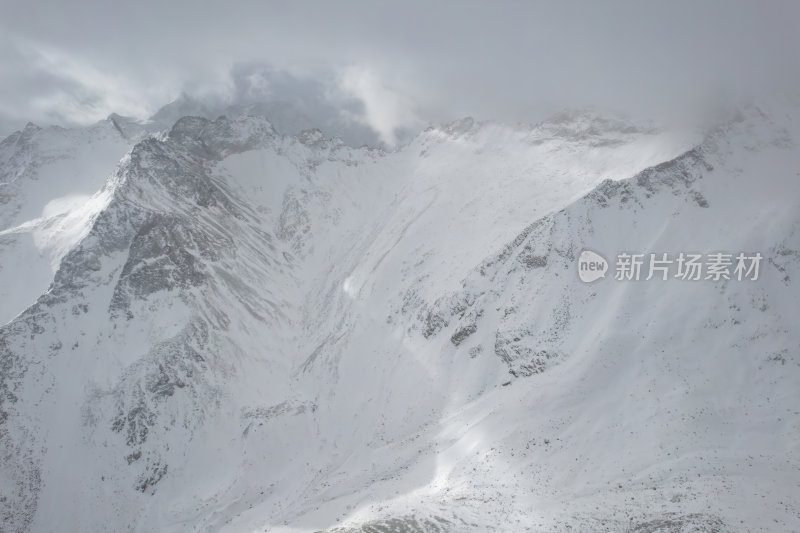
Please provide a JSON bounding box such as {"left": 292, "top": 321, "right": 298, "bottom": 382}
{"left": 1, "top": 0, "right": 798, "bottom": 140}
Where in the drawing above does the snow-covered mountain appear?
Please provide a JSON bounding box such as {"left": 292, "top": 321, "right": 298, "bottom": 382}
{"left": 0, "top": 119, "right": 134, "bottom": 326}
{"left": 0, "top": 102, "right": 798, "bottom": 532}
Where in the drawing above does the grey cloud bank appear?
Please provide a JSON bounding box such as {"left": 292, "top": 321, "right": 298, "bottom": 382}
{"left": 1, "top": 0, "right": 799, "bottom": 140}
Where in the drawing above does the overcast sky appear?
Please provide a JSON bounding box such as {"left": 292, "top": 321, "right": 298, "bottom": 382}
{"left": 1, "top": 0, "right": 799, "bottom": 140}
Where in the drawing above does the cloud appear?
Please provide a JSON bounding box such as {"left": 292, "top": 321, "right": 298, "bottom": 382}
{"left": 26, "top": 45, "right": 166, "bottom": 123}
{"left": 339, "top": 66, "right": 423, "bottom": 146}
{"left": 0, "top": 0, "right": 798, "bottom": 139}
{"left": 0, "top": 39, "right": 175, "bottom": 135}
{"left": 224, "top": 64, "right": 384, "bottom": 146}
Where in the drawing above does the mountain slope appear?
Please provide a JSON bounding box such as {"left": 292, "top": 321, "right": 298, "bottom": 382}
{"left": 0, "top": 119, "right": 133, "bottom": 325}
{"left": 0, "top": 105, "right": 798, "bottom": 532}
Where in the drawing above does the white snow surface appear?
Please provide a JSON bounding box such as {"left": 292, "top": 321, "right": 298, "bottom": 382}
{"left": 0, "top": 106, "right": 798, "bottom": 533}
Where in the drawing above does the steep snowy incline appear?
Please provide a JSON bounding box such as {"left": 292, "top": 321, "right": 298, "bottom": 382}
{"left": 3, "top": 104, "right": 796, "bottom": 533}
{"left": 0, "top": 115, "right": 305, "bottom": 532}
{"left": 0, "top": 109, "right": 692, "bottom": 531}
{"left": 0, "top": 119, "right": 133, "bottom": 325}
{"left": 177, "top": 112, "right": 701, "bottom": 533}
{"left": 0, "top": 119, "right": 132, "bottom": 230}
{"left": 276, "top": 113, "right": 697, "bottom": 297}
{"left": 249, "top": 105, "right": 798, "bottom": 532}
